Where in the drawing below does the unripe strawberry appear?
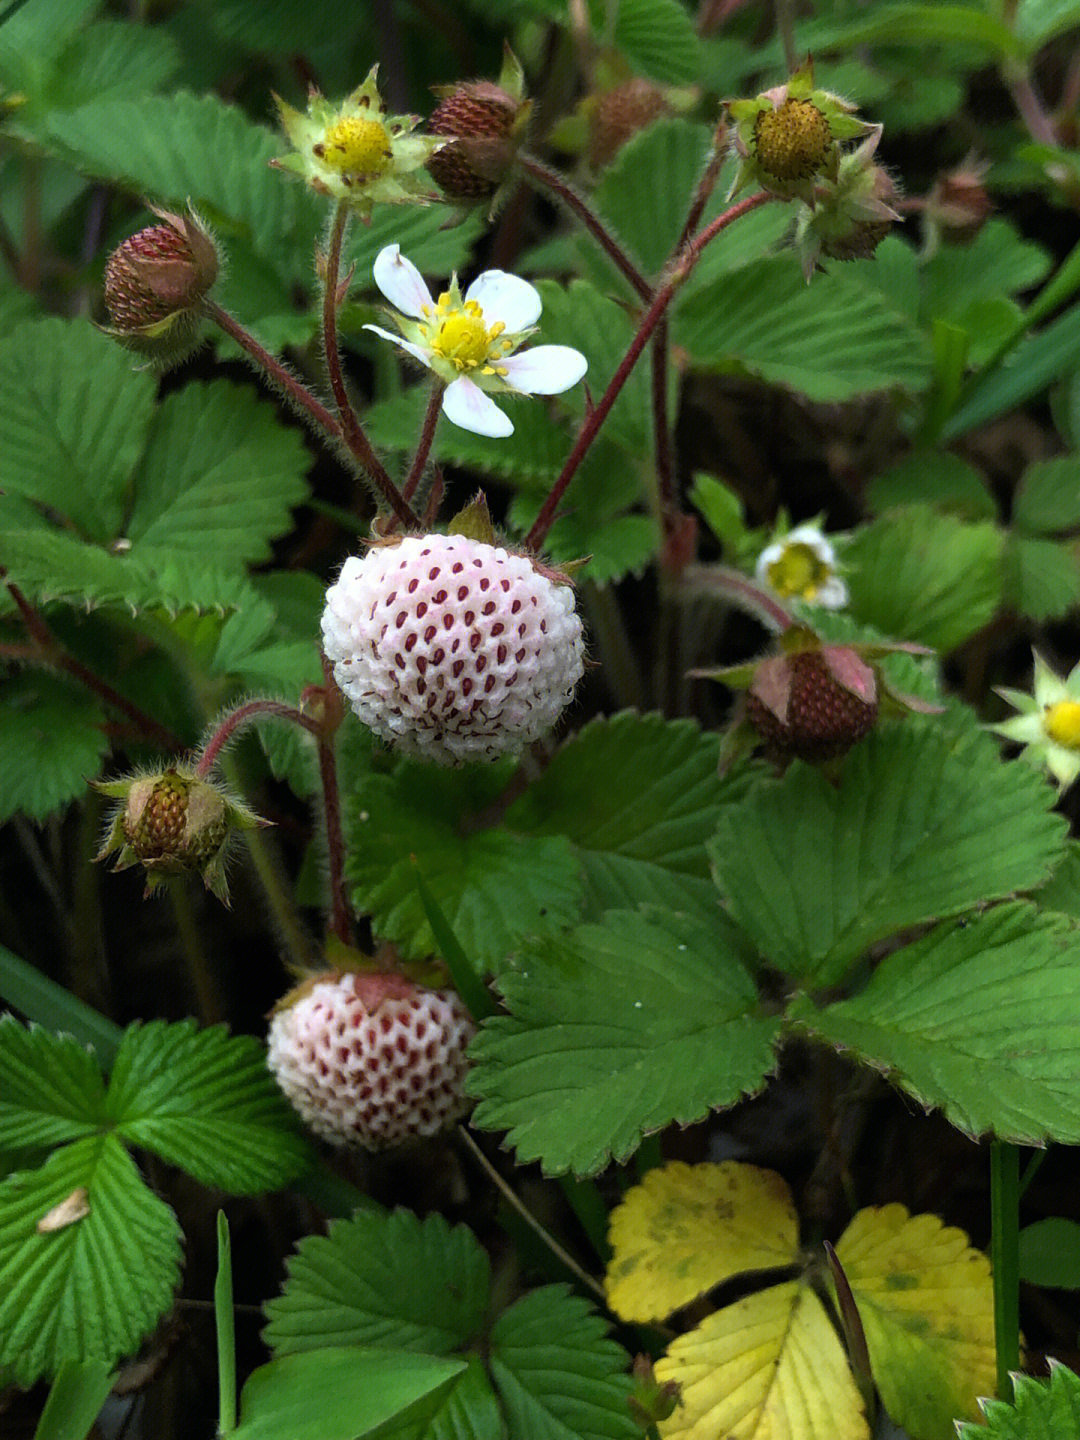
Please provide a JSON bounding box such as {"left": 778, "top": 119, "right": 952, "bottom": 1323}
{"left": 587, "top": 77, "right": 671, "bottom": 168}
{"left": 427, "top": 81, "right": 525, "bottom": 199}
{"left": 267, "top": 971, "right": 475, "bottom": 1148}
{"left": 95, "top": 765, "right": 261, "bottom": 902}
{"left": 745, "top": 647, "right": 879, "bottom": 763}
{"left": 753, "top": 97, "right": 833, "bottom": 182}
{"left": 321, "top": 533, "right": 585, "bottom": 765}
{"left": 102, "top": 207, "right": 218, "bottom": 367}
{"left": 925, "top": 157, "right": 992, "bottom": 245}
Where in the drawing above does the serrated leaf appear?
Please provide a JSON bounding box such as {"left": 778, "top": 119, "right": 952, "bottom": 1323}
{"left": 1019, "top": 1218, "right": 1080, "bottom": 1288}
{"left": 611, "top": 0, "right": 701, "bottom": 83}
{"left": 1012, "top": 455, "right": 1080, "bottom": 534}
{"left": 710, "top": 726, "right": 1067, "bottom": 986}
{"left": 958, "top": 1361, "right": 1080, "bottom": 1440}
{"left": 835, "top": 1205, "right": 995, "bottom": 1439}
{"left": 468, "top": 907, "right": 781, "bottom": 1175}
{"left": 844, "top": 505, "right": 1004, "bottom": 650}
{"left": 0, "top": 319, "right": 156, "bottom": 542}
{"left": 50, "top": 19, "right": 181, "bottom": 107}
{"left": 263, "top": 1209, "right": 490, "bottom": 1357}
{"left": 654, "top": 1280, "right": 869, "bottom": 1440}
{"left": 1003, "top": 534, "right": 1080, "bottom": 621}
{"left": 674, "top": 260, "right": 932, "bottom": 402}
{"left": 1032, "top": 839, "right": 1080, "bottom": 919}
{"left": 126, "top": 380, "right": 310, "bottom": 564}
{"left": 504, "top": 712, "right": 745, "bottom": 920}
{"left": 105, "top": 1021, "right": 311, "bottom": 1194}
{"left": 233, "top": 1347, "right": 467, "bottom": 1440}
{"left": 0, "top": 1017, "right": 106, "bottom": 1153}
{"left": 606, "top": 1162, "right": 799, "bottom": 1323}
{"left": 342, "top": 755, "right": 585, "bottom": 971}
{"left": 348, "top": 205, "right": 485, "bottom": 287}
{"left": 790, "top": 904, "right": 1080, "bottom": 1144}
{"left": 0, "top": 1134, "right": 182, "bottom": 1386}
{"left": 489, "top": 1285, "right": 638, "bottom": 1440}
{"left": 922, "top": 220, "right": 1051, "bottom": 322}
{"left": 866, "top": 452, "right": 997, "bottom": 521}
{"left": 0, "top": 673, "right": 108, "bottom": 824}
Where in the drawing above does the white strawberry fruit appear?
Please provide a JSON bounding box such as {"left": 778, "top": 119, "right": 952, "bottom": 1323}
{"left": 320, "top": 533, "right": 585, "bottom": 764}
{"left": 267, "top": 971, "right": 475, "bottom": 1148}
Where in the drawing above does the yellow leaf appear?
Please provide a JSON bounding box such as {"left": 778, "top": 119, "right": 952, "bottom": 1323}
{"left": 656, "top": 1279, "right": 870, "bottom": 1440}
{"left": 835, "top": 1204, "right": 996, "bottom": 1440}
{"left": 606, "top": 1161, "right": 801, "bottom": 1323}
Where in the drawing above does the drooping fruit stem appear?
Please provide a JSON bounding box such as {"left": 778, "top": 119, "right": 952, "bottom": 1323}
{"left": 195, "top": 699, "right": 321, "bottom": 780}
{"left": 680, "top": 563, "right": 795, "bottom": 632}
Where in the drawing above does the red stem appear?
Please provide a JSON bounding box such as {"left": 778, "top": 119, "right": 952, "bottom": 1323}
{"left": 525, "top": 192, "right": 775, "bottom": 551}
{"left": 517, "top": 152, "right": 654, "bottom": 303}
{"left": 680, "top": 563, "right": 793, "bottom": 631}
{"left": 316, "top": 730, "right": 352, "bottom": 945}
{"left": 322, "top": 203, "right": 420, "bottom": 530}
{"left": 195, "top": 699, "right": 320, "bottom": 780}
{"left": 6, "top": 579, "right": 185, "bottom": 752}
{"left": 401, "top": 381, "right": 444, "bottom": 508}
{"left": 650, "top": 318, "right": 677, "bottom": 535}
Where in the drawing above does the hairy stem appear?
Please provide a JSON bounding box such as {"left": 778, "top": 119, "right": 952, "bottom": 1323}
{"left": 402, "top": 381, "right": 445, "bottom": 508}
{"left": 680, "top": 563, "right": 794, "bottom": 632}
{"left": 195, "top": 699, "right": 320, "bottom": 780}
{"left": 316, "top": 726, "right": 352, "bottom": 947}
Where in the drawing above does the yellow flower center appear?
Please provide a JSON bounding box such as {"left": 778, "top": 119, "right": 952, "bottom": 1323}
{"left": 1044, "top": 700, "right": 1080, "bottom": 749}
{"left": 420, "top": 294, "right": 514, "bottom": 373}
{"left": 318, "top": 117, "right": 393, "bottom": 176}
{"left": 766, "top": 541, "right": 832, "bottom": 600}
{"left": 754, "top": 98, "right": 832, "bottom": 181}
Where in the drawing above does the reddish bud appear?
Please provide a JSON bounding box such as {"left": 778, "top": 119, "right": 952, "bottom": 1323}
{"left": 102, "top": 208, "right": 218, "bottom": 366}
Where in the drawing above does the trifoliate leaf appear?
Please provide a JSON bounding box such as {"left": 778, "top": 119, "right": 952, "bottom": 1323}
{"left": 844, "top": 505, "right": 1004, "bottom": 650}
{"left": 866, "top": 452, "right": 997, "bottom": 521}
{"left": 654, "top": 1280, "right": 869, "bottom": 1440}
{"left": 0, "top": 1134, "right": 182, "bottom": 1386}
{"left": 233, "top": 1347, "right": 467, "bottom": 1440}
{"left": 1019, "top": 1217, "right": 1080, "bottom": 1288}
{"left": 263, "top": 1209, "right": 490, "bottom": 1356}
{"left": 790, "top": 904, "right": 1080, "bottom": 1144}
{"left": 1003, "top": 534, "right": 1080, "bottom": 621}
{"left": 105, "top": 1020, "right": 311, "bottom": 1194}
{"left": 606, "top": 1162, "right": 800, "bottom": 1323}
{"left": 504, "top": 713, "right": 745, "bottom": 922}
{"left": 468, "top": 907, "right": 781, "bottom": 1175}
{"left": 0, "top": 1016, "right": 107, "bottom": 1153}
{"left": 674, "top": 260, "right": 932, "bottom": 403}
{"left": 0, "top": 673, "right": 108, "bottom": 824}
{"left": 957, "top": 1360, "right": 1080, "bottom": 1440}
{"left": 489, "top": 1286, "right": 638, "bottom": 1440}
{"left": 1012, "top": 455, "right": 1080, "bottom": 534}
{"left": 0, "top": 319, "right": 156, "bottom": 542}
{"left": 126, "top": 381, "right": 311, "bottom": 565}
{"left": 834, "top": 1204, "right": 995, "bottom": 1440}
{"left": 711, "top": 725, "right": 1067, "bottom": 986}
{"left": 341, "top": 754, "right": 584, "bottom": 971}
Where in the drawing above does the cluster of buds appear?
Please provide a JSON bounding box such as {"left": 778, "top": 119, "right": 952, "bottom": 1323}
{"left": 94, "top": 766, "right": 262, "bottom": 903}
{"left": 102, "top": 207, "right": 219, "bottom": 368}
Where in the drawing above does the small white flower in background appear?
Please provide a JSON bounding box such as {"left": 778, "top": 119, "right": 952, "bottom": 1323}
{"left": 755, "top": 523, "right": 848, "bottom": 609}
{"left": 991, "top": 651, "right": 1080, "bottom": 791}
{"left": 364, "top": 244, "right": 588, "bottom": 437}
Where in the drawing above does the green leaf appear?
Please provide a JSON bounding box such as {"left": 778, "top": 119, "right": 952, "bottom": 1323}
{"left": 1013, "top": 455, "right": 1080, "bottom": 534}
{"left": 0, "top": 1017, "right": 107, "bottom": 1154}
{"left": 943, "top": 303, "right": 1080, "bottom": 441}
{"left": 49, "top": 20, "right": 181, "bottom": 108}
{"left": 844, "top": 505, "right": 1004, "bottom": 650}
{"left": 233, "top": 1347, "right": 467, "bottom": 1440}
{"left": 866, "top": 452, "right": 997, "bottom": 521}
{"left": 0, "top": 950, "right": 123, "bottom": 1068}
{"left": 126, "top": 380, "right": 311, "bottom": 564}
{"left": 922, "top": 219, "right": 1051, "bottom": 321}
{"left": 0, "top": 319, "right": 156, "bottom": 543}
{"left": 1015, "top": 0, "right": 1080, "bottom": 49}
{"left": 1031, "top": 839, "right": 1080, "bottom": 919}
{"left": 342, "top": 752, "right": 585, "bottom": 971}
{"left": 674, "top": 259, "right": 932, "bottom": 402}
{"left": 1019, "top": 1218, "right": 1080, "bottom": 1288}
{"left": 32, "top": 1359, "right": 116, "bottom": 1440}
{"left": 1003, "top": 534, "right": 1080, "bottom": 622}
{"left": 0, "top": 673, "right": 108, "bottom": 824}
{"left": 790, "top": 904, "right": 1080, "bottom": 1144}
{"left": 607, "top": 0, "right": 701, "bottom": 83}
{"left": 105, "top": 1020, "right": 310, "bottom": 1194}
{"left": 263, "top": 1208, "right": 489, "bottom": 1357}
{"left": 468, "top": 907, "right": 781, "bottom": 1175}
{"left": 503, "top": 712, "right": 745, "bottom": 921}
{"left": 489, "top": 1286, "right": 638, "bottom": 1439}
{"left": 710, "top": 725, "right": 1067, "bottom": 986}
{"left": 348, "top": 205, "right": 485, "bottom": 287}
{"left": 957, "top": 1360, "right": 1080, "bottom": 1440}
{"left": 0, "top": 1134, "right": 182, "bottom": 1386}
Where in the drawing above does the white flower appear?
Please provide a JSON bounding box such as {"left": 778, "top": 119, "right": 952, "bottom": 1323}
{"left": 991, "top": 651, "right": 1080, "bottom": 791}
{"left": 754, "top": 524, "right": 848, "bottom": 609}
{"left": 363, "top": 244, "right": 588, "bottom": 437}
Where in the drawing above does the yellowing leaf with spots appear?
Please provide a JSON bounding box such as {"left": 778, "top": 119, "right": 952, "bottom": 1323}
{"left": 655, "top": 1279, "right": 869, "bottom": 1440}
{"left": 606, "top": 1161, "right": 800, "bottom": 1323}
{"left": 835, "top": 1204, "right": 996, "bottom": 1440}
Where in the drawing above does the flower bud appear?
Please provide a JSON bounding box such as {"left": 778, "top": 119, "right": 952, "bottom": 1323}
{"left": 925, "top": 157, "right": 992, "bottom": 245}
{"left": 102, "top": 208, "right": 218, "bottom": 368}
{"left": 427, "top": 81, "right": 527, "bottom": 199}
{"left": 587, "top": 77, "right": 671, "bottom": 168}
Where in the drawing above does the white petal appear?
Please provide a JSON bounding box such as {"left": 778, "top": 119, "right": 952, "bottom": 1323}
{"left": 442, "top": 376, "right": 513, "bottom": 437}
{"left": 500, "top": 345, "right": 588, "bottom": 395}
{"left": 465, "top": 270, "right": 542, "bottom": 331}
{"left": 372, "top": 245, "right": 433, "bottom": 318}
{"left": 815, "top": 576, "right": 849, "bottom": 609}
{"left": 362, "top": 324, "right": 433, "bottom": 369}
{"left": 784, "top": 524, "right": 837, "bottom": 565}
{"left": 754, "top": 542, "right": 785, "bottom": 584}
